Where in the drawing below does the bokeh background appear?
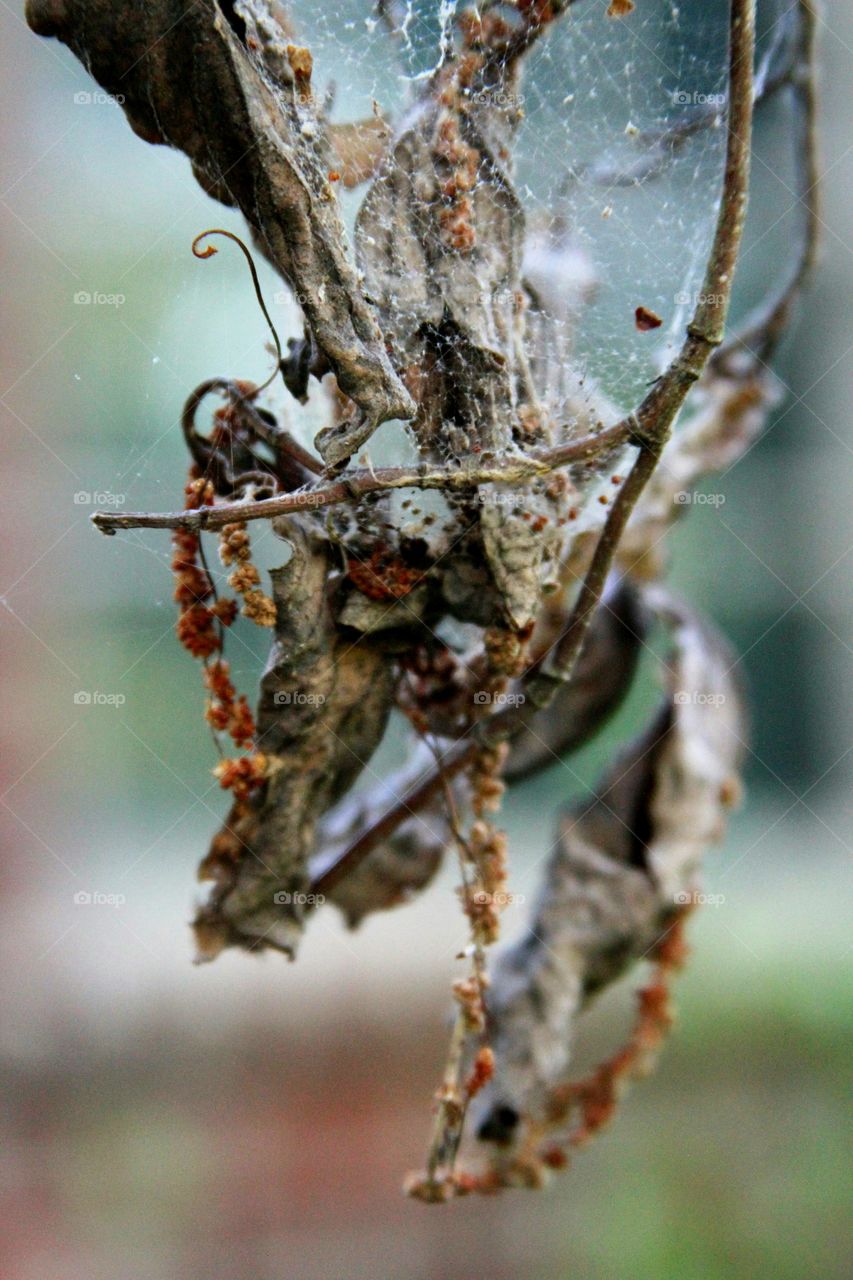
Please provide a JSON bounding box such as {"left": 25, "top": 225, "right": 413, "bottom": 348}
{"left": 1, "top": 2, "right": 850, "bottom": 1277}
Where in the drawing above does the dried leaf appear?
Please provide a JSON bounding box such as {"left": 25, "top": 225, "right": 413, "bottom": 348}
{"left": 194, "top": 518, "right": 396, "bottom": 957}
{"left": 475, "top": 588, "right": 745, "bottom": 1145}
{"left": 357, "top": 76, "right": 567, "bottom": 628}
{"left": 326, "top": 116, "right": 391, "bottom": 188}
{"left": 357, "top": 94, "right": 525, "bottom": 427}
{"left": 337, "top": 584, "right": 430, "bottom": 634}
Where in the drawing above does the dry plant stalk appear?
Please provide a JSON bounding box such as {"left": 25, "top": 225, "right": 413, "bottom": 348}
{"left": 28, "top": 0, "right": 818, "bottom": 1197}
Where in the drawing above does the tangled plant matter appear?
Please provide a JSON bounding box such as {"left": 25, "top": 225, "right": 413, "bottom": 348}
{"left": 28, "top": 0, "right": 818, "bottom": 1198}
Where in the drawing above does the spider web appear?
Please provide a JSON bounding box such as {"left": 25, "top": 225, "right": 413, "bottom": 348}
{"left": 94, "top": 0, "right": 797, "bottom": 555}
{"left": 300, "top": 0, "right": 731, "bottom": 415}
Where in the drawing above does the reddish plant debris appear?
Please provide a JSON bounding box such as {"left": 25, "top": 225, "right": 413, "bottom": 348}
{"left": 213, "top": 752, "right": 268, "bottom": 801}
{"left": 545, "top": 910, "right": 692, "bottom": 1153}
{"left": 635, "top": 305, "right": 664, "bottom": 331}
{"left": 346, "top": 546, "right": 423, "bottom": 601}
{"left": 219, "top": 521, "right": 276, "bottom": 626}
{"left": 465, "top": 1046, "right": 496, "bottom": 1098}
{"left": 204, "top": 659, "right": 257, "bottom": 751}
{"left": 286, "top": 43, "right": 313, "bottom": 89}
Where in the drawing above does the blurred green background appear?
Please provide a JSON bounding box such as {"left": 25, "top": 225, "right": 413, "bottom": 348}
{"left": 1, "top": 2, "right": 850, "bottom": 1278}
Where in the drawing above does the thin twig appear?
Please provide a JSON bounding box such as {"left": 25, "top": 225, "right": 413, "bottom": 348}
{"left": 91, "top": 422, "right": 631, "bottom": 534}
{"left": 424, "top": 743, "right": 487, "bottom": 1189}
{"left": 715, "top": 0, "right": 819, "bottom": 368}
{"left": 192, "top": 229, "right": 284, "bottom": 393}
{"left": 181, "top": 377, "right": 323, "bottom": 491}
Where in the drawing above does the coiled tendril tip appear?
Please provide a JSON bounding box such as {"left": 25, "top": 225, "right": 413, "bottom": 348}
{"left": 191, "top": 228, "right": 283, "bottom": 392}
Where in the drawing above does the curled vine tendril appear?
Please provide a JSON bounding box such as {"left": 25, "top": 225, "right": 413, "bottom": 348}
{"left": 191, "top": 228, "right": 284, "bottom": 393}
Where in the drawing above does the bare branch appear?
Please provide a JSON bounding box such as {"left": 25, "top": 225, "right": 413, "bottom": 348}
{"left": 716, "top": 0, "right": 819, "bottom": 367}
{"left": 91, "top": 422, "right": 632, "bottom": 534}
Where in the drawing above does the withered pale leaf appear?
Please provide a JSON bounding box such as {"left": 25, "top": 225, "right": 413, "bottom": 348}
{"left": 478, "top": 486, "right": 567, "bottom": 631}
{"left": 337, "top": 584, "right": 429, "bottom": 634}
{"left": 356, "top": 78, "right": 567, "bottom": 628}
{"left": 357, "top": 92, "right": 525, "bottom": 373}
{"left": 475, "top": 589, "right": 745, "bottom": 1144}
{"left": 326, "top": 116, "right": 392, "bottom": 189}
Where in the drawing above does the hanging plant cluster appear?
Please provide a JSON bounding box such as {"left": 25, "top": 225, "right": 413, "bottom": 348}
{"left": 28, "top": 0, "right": 817, "bottom": 1198}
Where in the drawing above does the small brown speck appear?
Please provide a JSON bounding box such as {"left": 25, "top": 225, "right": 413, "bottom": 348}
{"left": 286, "top": 44, "right": 313, "bottom": 82}
{"left": 635, "top": 305, "right": 663, "bottom": 332}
